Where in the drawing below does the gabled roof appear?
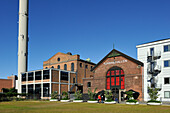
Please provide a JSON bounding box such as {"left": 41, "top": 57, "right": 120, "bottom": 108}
{"left": 91, "top": 49, "right": 143, "bottom": 71}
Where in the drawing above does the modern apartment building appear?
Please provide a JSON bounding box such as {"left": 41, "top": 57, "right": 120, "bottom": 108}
{"left": 136, "top": 38, "right": 170, "bottom": 101}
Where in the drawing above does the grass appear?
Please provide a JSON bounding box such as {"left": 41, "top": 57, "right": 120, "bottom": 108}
{"left": 0, "top": 101, "right": 170, "bottom": 113}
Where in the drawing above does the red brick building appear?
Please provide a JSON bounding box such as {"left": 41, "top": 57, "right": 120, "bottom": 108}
{"left": 43, "top": 52, "right": 96, "bottom": 91}
{"left": 0, "top": 75, "right": 17, "bottom": 92}
{"left": 83, "top": 49, "right": 144, "bottom": 101}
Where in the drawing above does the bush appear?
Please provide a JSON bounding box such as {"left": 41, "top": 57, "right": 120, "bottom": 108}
{"left": 62, "top": 91, "right": 68, "bottom": 100}
{"left": 126, "top": 99, "right": 138, "bottom": 103}
{"left": 104, "top": 90, "right": 113, "bottom": 101}
{"left": 88, "top": 99, "right": 96, "bottom": 101}
{"left": 74, "top": 90, "right": 82, "bottom": 100}
{"left": 147, "top": 100, "right": 161, "bottom": 103}
{"left": 105, "top": 99, "right": 114, "bottom": 102}
{"left": 148, "top": 87, "right": 160, "bottom": 100}
{"left": 126, "top": 91, "right": 133, "bottom": 100}
{"left": 51, "top": 91, "right": 59, "bottom": 99}
{"left": 88, "top": 88, "right": 97, "bottom": 100}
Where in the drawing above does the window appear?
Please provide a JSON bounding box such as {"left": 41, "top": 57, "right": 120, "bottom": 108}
{"left": 22, "top": 73, "right": 26, "bottom": 81}
{"left": 28, "top": 72, "right": 33, "bottom": 81}
{"left": 164, "top": 60, "right": 170, "bottom": 67}
{"left": 45, "top": 67, "right": 48, "bottom": 69}
{"left": 164, "top": 78, "right": 170, "bottom": 84}
{"left": 73, "top": 78, "right": 75, "bottom": 83}
{"left": 150, "top": 48, "right": 154, "bottom": 56}
{"left": 43, "top": 70, "right": 49, "bottom": 79}
{"left": 91, "top": 66, "right": 93, "bottom": 70}
{"left": 164, "top": 91, "right": 170, "bottom": 98}
{"left": 87, "top": 82, "right": 91, "bottom": 87}
{"left": 57, "top": 57, "right": 60, "bottom": 61}
{"left": 64, "top": 64, "right": 67, "bottom": 70}
{"left": 51, "top": 66, "right": 54, "bottom": 68}
{"left": 164, "top": 45, "right": 170, "bottom": 52}
{"left": 35, "top": 71, "right": 41, "bottom": 80}
{"left": 85, "top": 65, "right": 88, "bottom": 69}
{"left": 71, "top": 63, "right": 74, "bottom": 71}
{"left": 57, "top": 65, "right": 60, "bottom": 69}
{"left": 80, "top": 63, "right": 82, "bottom": 67}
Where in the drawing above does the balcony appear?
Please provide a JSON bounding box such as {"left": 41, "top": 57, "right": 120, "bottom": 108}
{"left": 147, "top": 65, "right": 161, "bottom": 75}
{"left": 147, "top": 51, "right": 161, "bottom": 62}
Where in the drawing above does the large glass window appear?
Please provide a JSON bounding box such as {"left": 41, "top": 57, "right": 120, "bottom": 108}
{"left": 22, "top": 73, "right": 26, "bottom": 81}
{"left": 35, "top": 84, "right": 41, "bottom": 98}
{"left": 64, "top": 64, "right": 67, "bottom": 70}
{"left": 28, "top": 84, "right": 33, "bottom": 94}
{"left": 43, "top": 70, "right": 49, "bottom": 79}
{"left": 164, "top": 45, "right": 170, "bottom": 52}
{"left": 164, "top": 91, "right": 170, "bottom": 98}
{"left": 106, "top": 67, "right": 125, "bottom": 90}
{"left": 164, "top": 78, "right": 170, "bottom": 84}
{"left": 35, "top": 71, "right": 41, "bottom": 80}
{"left": 28, "top": 72, "right": 33, "bottom": 81}
{"left": 43, "top": 83, "right": 49, "bottom": 97}
{"left": 71, "top": 63, "right": 74, "bottom": 71}
{"left": 22, "top": 85, "right": 26, "bottom": 94}
{"left": 164, "top": 60, "right": 170, "bottom": 67}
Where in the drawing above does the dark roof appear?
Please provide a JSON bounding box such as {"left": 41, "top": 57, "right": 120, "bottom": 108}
{"left": 137, "top": 38, "right": 170, "bottom": 46}
{"left": 91, "top": 49, "right": 143, "bottom": 71}
{"left": 78, "top": 59, "right": 96, "bottom": 65}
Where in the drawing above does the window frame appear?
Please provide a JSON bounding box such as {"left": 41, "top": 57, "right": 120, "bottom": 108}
{"left": 87, "top": 82, "right": 91, "bottom": 87}
{"left": 164, "top": 45, "right": 170, "bottom": 52}
{"left": 164, "top": 60, "right": 170, "bottom": 67}
{"left": 164, "top": 77, "right": 170, "bottom": 84}
{"left": 164, "top": 91, "right": 170, "bottom": 98}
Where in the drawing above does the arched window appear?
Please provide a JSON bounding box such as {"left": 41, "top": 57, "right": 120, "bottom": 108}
{"left": 106, "top": 67, "right": 125, "bottom": 90}
{"left": 51, "top": 66, "right": 54, "bottom": 68}
{"left": 80, "top": 63, "right": 82, "bottom": 67}
{"left": 64, "top": 64, "right": 67, "bottom": 70}
{"left": 45, "top": 67, "right": 48, "bottom": 69}
{"left": 57, "top": 65, "right": 60, "bottom": 69}
{"left": 71, "top": 63, "right": 74, "bottom": 71}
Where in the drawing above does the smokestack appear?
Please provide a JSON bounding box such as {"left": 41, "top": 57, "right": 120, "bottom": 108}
{"left": 18, "top": 0, "right": 29, "bottom": 93}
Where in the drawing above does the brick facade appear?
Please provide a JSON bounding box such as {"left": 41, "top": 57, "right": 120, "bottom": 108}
{"left": 83, "top": 49, "right": 144, "bottom": 101}
{"left": 43, "top": 52, "right": 96, "bottom": 85}
{"left": 0, "top": 79, "right": 13, "bottom": 92}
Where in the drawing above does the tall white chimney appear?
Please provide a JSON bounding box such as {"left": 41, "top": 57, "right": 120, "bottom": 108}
{"left": 18, "top": 0, "right": 29, "bottom": 93}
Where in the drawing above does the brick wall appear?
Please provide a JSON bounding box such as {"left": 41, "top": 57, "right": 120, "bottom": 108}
{"left": 83, "top": 56, "right": 143, "bottom": 101}
{"left": 0, "top": 79, "right": 13, "bottom": 92}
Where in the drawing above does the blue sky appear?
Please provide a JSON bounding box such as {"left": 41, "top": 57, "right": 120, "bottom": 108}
{"left": 0, "top": 0, "right": 170, "bottom": 78}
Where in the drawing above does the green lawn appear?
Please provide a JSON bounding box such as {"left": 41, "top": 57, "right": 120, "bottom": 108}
{"left": 0, "top": 101, "right": 170, "bottom": 113}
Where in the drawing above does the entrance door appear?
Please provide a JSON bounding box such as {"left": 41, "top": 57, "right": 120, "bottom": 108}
{"left": 111, "top": 88, "right": 119, "bottom": 101}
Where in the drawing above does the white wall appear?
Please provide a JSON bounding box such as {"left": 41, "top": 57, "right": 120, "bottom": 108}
{"left": 137, "top": 39, "right": 170, "bottom": 101}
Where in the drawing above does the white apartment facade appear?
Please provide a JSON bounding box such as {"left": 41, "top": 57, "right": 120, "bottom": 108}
{"left": 137, "top": 38, "right": 170, "bottom": 101}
